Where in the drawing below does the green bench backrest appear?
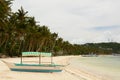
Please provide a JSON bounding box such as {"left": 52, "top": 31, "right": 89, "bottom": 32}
{"left": 22, "top": 52, "right": 52, "bottom": 57}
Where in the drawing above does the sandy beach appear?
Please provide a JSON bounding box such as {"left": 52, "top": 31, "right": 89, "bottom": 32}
{"left": 0, "top": 56, "right": 118, "bottom": 80}
{"left": 0, "top": 56, "right": 90, "bottom": 80}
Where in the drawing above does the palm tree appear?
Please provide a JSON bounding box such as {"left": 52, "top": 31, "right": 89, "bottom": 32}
{"left": 23, "top": 17, "right": 37, "bottom": 51}
{"left": 15, "top": 7, "right": 28, "bottom": 52}
{"left": 50, "top": 33, "right": 58, "bottom": 51}
{"left": 0, "top": 0, "right": 12, "bottom": 56}
{"left": 1, "top": 0, "right": 83, "bottom": 57}
{"left": 5, "top": 7, "right": 29, "bottom": 56}
{"left": 36, "top": 26, "right": 51, "bottom": 52}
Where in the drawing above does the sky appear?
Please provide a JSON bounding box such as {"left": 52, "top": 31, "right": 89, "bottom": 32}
{"left": 11, "top": 0, "right": 120, "bottom": 44}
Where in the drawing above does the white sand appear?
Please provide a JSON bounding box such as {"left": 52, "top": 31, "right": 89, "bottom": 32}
{"left": 0, "top": 56, "right": 103, "bottom": 80}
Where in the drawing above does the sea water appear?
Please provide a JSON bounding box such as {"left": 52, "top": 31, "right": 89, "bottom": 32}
{"left": 70, "top": 55, "right": 120, "bottom": 80}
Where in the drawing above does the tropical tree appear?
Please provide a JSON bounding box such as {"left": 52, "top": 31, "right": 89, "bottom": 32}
{"left": 0, "top": 0, "right": 12, "bottom": 56}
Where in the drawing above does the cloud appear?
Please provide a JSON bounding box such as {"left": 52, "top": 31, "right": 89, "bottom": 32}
{"left": 90, "top": 25, "right": 120, "bottom": 31}
{"left": 11, "top": 0, "right": 120, "bottom": 44}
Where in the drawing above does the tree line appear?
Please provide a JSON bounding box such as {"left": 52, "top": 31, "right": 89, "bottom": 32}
{"left": 0, "top": 0, "right": 120, "bottom": 57}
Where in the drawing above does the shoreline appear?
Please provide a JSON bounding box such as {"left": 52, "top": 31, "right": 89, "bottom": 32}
{"left": 68, "top": 55, "right": 120, "bottom": 80}
{"left": 0, "top": 56, "right": 84, "bottom": 80}
{"left": 64, "top": 56, "right": 103, "bottom": 80}
{"left": 0, "top": 55, "right": 114, "bottom": 80}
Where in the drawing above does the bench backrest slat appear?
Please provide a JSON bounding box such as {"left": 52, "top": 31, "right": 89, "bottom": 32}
{"left": 22, "top": 52, "right": 52, "bottom": 57}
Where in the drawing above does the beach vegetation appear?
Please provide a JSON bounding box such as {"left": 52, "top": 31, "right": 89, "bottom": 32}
{"left": 0, "top": 0, "right": 120, "bottom": 57}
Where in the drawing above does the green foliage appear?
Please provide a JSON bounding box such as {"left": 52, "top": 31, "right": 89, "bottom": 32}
{"left": 0, "top": 0, "right": 120, "bottom": 57}
{"left": 81, "top": 42, "right": 120, "bottom": 54}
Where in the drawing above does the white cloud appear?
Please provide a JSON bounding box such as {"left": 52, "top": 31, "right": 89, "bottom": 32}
{"left": 12, "top": 0, "right": 120, "bottom": 44}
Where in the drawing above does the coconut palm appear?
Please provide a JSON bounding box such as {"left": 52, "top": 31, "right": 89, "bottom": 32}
{"left": 0, "top": 0, "right": 12, "bottom": 56}
{"left": 36, "top": 26, "right": 51, "bottom": 52}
